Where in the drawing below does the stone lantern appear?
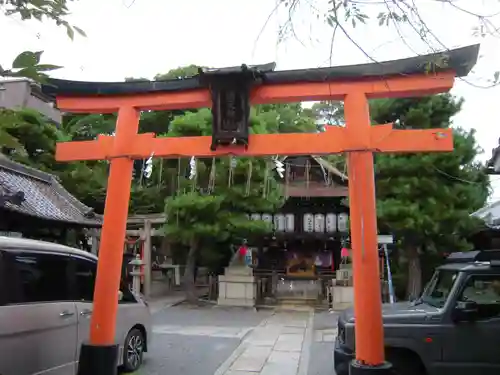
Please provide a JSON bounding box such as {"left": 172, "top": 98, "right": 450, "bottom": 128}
{"left": 129, "top": 254, "right": 145, "bottom": 294}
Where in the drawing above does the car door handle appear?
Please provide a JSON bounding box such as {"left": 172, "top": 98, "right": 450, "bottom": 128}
{"left": 59, "top": 310, "right": 75, "bottom": 318}
{"left": 80, "top": 309, "right": 92, "bottom": 317}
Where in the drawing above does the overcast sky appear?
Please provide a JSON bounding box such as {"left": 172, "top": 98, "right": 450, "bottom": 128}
{"left": 2, "top": 0, "right": 500, "bottom": 203}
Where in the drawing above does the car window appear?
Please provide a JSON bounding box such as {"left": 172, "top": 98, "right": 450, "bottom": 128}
{"left": 5, "top": 251, "right": 71, "bottom": 304}
{"left": 73, "top": 256, "right": 96, "bottom": 302}
{"left": 458, "top": 274, "right": 500, "bottom": 320}
{"left": 421, "top": 270, "right": 458, "bottom": 308}
{"left": 73, "top": 256, "right": 137, "bottom": 303}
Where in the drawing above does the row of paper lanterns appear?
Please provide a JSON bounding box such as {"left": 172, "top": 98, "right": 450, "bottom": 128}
{"left": 248, "top": 213, "right": 349, "bottom": 233}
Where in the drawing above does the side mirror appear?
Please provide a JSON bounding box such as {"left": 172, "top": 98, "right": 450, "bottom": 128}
{"left": 453, "top": 300, "right": 478, "bottom": 322}
{"left": 118, "top": 290, "right": 123, "bottom": 302}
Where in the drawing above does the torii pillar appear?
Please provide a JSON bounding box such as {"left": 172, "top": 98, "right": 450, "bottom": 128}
{"left": 46, "top": 44, "right": 478, "bottom": 375}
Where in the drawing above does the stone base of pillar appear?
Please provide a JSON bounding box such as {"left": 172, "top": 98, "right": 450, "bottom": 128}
{"left": 217, "top": 266, "right": 256, "bottom": 308}
{"left": 349, "top": 360, "right": 392, "bottom": 375}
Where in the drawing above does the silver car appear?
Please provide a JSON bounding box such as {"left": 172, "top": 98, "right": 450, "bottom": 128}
{"left": 0, "top": 236, "right": 151, "bottom": 375}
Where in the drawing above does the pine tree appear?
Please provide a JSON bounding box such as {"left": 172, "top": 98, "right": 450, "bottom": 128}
{"left": 371, "top": 94, "right": 490, "bottom": 299}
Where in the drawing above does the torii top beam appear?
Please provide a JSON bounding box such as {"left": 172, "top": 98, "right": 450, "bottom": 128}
{"left": 44, "top": 44, "right": 477, "bottom": 113}
{"left": 45, "top": 44, "right": 479, "bottom": 162}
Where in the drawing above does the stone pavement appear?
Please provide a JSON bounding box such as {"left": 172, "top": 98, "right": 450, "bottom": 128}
{"left": 213, "top": 310, "right": 314, "bottom": 375}
{"left": 143, "top": 305, "right": 340, "bottom": 375}
{"left": 308, "top": 311, "right": 339, "bottom": 375}
{"left": 314, "top": 327, "right": 338, "bottom": 343}
{"left": 142, "top": 305, "right": 274, "bottom": 375}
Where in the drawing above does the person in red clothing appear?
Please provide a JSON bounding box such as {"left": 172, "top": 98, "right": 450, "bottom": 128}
{"left": 341, "top": 247, "right": 350, "bottom": 265}
{"left": 238, "top": 239, "right": 248, "bottom": 263}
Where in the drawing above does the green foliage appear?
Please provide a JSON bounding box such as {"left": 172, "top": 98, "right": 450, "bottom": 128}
{"left": 0, "top": 107, "right": 108, "bottom": 211}
{"left": 161, "top": 101, "right": 317, "bottom": 248}
{"left": 253, "top": 103, "right": 318, "bottom": 133}
{"left": 62, "top": 113, "right": 116, "bottom": 140}
{"left": 0, "top": 108, "right": 64, "bottom": 171}
{"left": 0, "top": 51, "right": 62, "bottom": 82}
{"left": 310, "top": 101, "right": 344, "bottom": 130}
{"left": 154, "top": 65, "right": 202, "bottom": 81}
{"left": 371, "top": 94, "right": 489, "bottom": 254}
{"left": 129, "top": 185, "right": 167, "bottom": 214}
{"left": 58, "top": 160, "right": 108, "bottom": 212}
{"left": 164, "top": 152, "right": 284, "bottom": 248}
{"left": 1, "top": 0, "right": 84, "bottom": 81}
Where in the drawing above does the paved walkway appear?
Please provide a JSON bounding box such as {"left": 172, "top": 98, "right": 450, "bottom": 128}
{"left": 314, "top": 327, "right": 338, "bottom": 343}
{"left": 213, "top": 310, "right": 314, "bottom": 375}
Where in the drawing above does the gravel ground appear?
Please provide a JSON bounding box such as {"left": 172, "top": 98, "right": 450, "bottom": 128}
{"left": 141, "top": 334, "right": 240, "bottom": 375}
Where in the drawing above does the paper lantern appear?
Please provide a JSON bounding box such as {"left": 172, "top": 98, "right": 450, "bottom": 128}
{"left": 250, "top": 213, "right": 261, "bottom": 221}
{"left": 303, "top": 213, "right": 314, "bottom": 233}
{"left": 314, "top": 214, "right": 325, "bottom": 232}
{"left": 262, "top": 214, "right": 273, "bottom": 224}
{"left": 285, "top": 214, "right": 295, "bottom": 232}
{"left": 338, "top": 213, "right": 349, "bottom": 232}
{"left": 325, "top": 213, "right": 337, "bottom": 232}
{"left": 274, "top": 214, "right": 285, "bottom": 232}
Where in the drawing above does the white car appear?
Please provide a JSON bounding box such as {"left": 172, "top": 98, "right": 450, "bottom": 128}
{"left": 0, "top": 236, "right": 152, "bottom": 375}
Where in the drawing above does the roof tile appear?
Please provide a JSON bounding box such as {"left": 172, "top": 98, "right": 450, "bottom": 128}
{"left": 0, "top": 157, "right": 102, "bottom": 226}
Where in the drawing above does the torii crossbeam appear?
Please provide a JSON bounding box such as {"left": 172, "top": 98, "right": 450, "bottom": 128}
{"left": 43, "top": 44, "right": 479, "bottom": 375}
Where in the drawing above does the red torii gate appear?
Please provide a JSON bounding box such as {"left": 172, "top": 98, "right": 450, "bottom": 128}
{"left": 44, "top": 44, "right": 479, "bottom": 375}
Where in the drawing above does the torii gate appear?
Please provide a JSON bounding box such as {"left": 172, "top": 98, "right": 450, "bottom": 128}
{"left": 44, "top": 44, "right": 479, "bottom": 375}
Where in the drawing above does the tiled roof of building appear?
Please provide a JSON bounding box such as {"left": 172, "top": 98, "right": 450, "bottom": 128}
{"left": 0, "top": 156, "right": 102, "bottom": 227}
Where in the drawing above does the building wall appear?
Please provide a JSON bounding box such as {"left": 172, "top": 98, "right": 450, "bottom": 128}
{"left": 0, "top": 78, "right": 62, "bottom": 124}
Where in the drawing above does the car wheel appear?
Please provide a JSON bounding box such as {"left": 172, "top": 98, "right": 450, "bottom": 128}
{"left": 122, "top": 328, "right": 145, "bottom": 373}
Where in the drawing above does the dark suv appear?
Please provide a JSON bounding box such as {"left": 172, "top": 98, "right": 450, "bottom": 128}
{"left": 334, "top": 250, "right": 500, "bottom": 375}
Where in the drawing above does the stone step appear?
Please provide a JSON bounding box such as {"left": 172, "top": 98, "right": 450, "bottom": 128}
{"left": 277, "top": 297, "right": 317, "bottom": 304}
{"left": 277, "top": 303, "right": 314, "bottom": 312}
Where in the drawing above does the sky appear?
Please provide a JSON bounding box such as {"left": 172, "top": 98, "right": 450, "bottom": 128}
{"left": 2, "top": 0, "right": 500, "bottom": 202}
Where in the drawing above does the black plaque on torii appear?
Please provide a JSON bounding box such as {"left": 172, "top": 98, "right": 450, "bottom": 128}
{"left": 198, "top": 63, "right": 276, "bottom": 151}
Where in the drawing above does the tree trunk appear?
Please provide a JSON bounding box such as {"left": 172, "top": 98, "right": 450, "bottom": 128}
{"left": 183, "top": 239, "right": 198, "bottom": 304}
{"left": 406, "top": 246, "right": 422, "bottom": 301}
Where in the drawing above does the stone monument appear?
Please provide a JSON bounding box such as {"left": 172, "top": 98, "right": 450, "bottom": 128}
{"left": 217, "top": 244, "right": 257, "bottom": 307}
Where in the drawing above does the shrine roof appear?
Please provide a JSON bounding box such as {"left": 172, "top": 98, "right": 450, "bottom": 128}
{"left": 0, "top": 156, "right": 102, "bottom": 227}
{"left": 313, "top": 156, "right": 348, "bottom": 181}
{"left": 282, "top": 155, "right": 348, "bottom": 182}
{"left": 42, "top": 45, "right": 479, "bottom": 97}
